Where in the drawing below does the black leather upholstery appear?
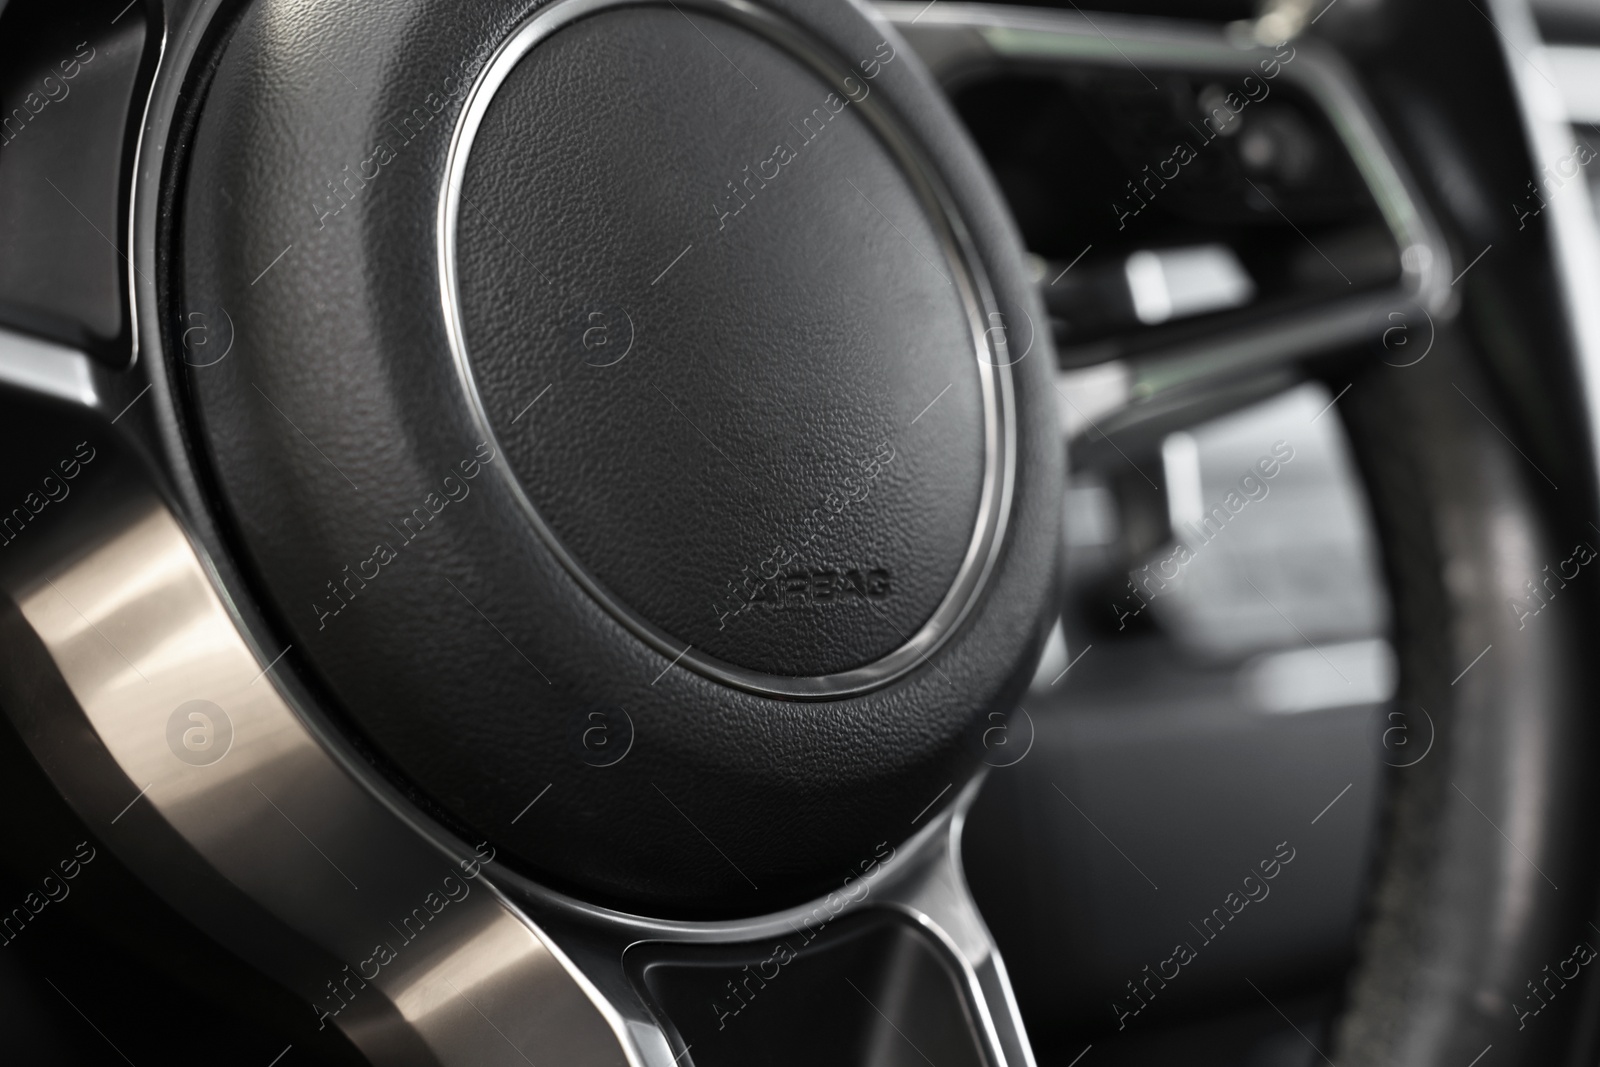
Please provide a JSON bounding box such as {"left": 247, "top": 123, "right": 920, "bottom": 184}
{"left": 455, "top": 7, "right": 985, "bottom": 675}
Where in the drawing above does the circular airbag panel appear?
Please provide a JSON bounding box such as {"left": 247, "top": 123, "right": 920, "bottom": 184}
{"left": 452, "top": 6, "right": 988, "bottom": 678}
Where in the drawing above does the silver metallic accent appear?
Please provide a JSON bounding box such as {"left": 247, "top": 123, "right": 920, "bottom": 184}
{"left": 438, "top": 0, "right": 1016, "bottom": 700}
{"left": 0, "top": 442, "right": 636, "bottom": 1066}
{"left": 0, "top": 328, "right": 98, "bottom": 408}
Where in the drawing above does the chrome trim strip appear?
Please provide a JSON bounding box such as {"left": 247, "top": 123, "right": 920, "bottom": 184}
{"left": 438, "top": 0, "right": 1016, "bottom": 700}
{"left": 122, "top": 0, "right": 166, "bottom": 375}
{"left": 887, "top": 790, "right": 1039, "bottom": 1067}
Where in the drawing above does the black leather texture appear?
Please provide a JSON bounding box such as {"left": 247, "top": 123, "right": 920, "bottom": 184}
{"left": 1329, "top": 334, "right": 1598, "bottom": 1066}
{"left": 177, "top": 0, "right": 1061, "bottom": 917}
{"left": 455, "top": 7, "right": 984, "bottom": 676}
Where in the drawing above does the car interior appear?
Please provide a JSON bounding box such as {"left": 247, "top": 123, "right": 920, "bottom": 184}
{"left": 3, "top": 0, "right": 1600, "bottom": 1064}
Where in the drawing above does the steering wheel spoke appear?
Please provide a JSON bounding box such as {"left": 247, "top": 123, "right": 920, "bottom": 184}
{"left": 0, "top": 407, "right": 1034, "bottom": 1063}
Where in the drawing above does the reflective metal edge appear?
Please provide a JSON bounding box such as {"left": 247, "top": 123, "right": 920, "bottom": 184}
{"left": 875, "top": 1, "right": 1456, "bottom": 410}
{"left": 438, "top": 0, "right": 1016, "bottom": 701}
{"left": 0, "top": 329, "right": 100, "bottom": 409}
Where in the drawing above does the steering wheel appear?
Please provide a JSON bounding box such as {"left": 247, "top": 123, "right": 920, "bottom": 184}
{"left": 0, "top": 0, "right": 1595, "bottom": 1064}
